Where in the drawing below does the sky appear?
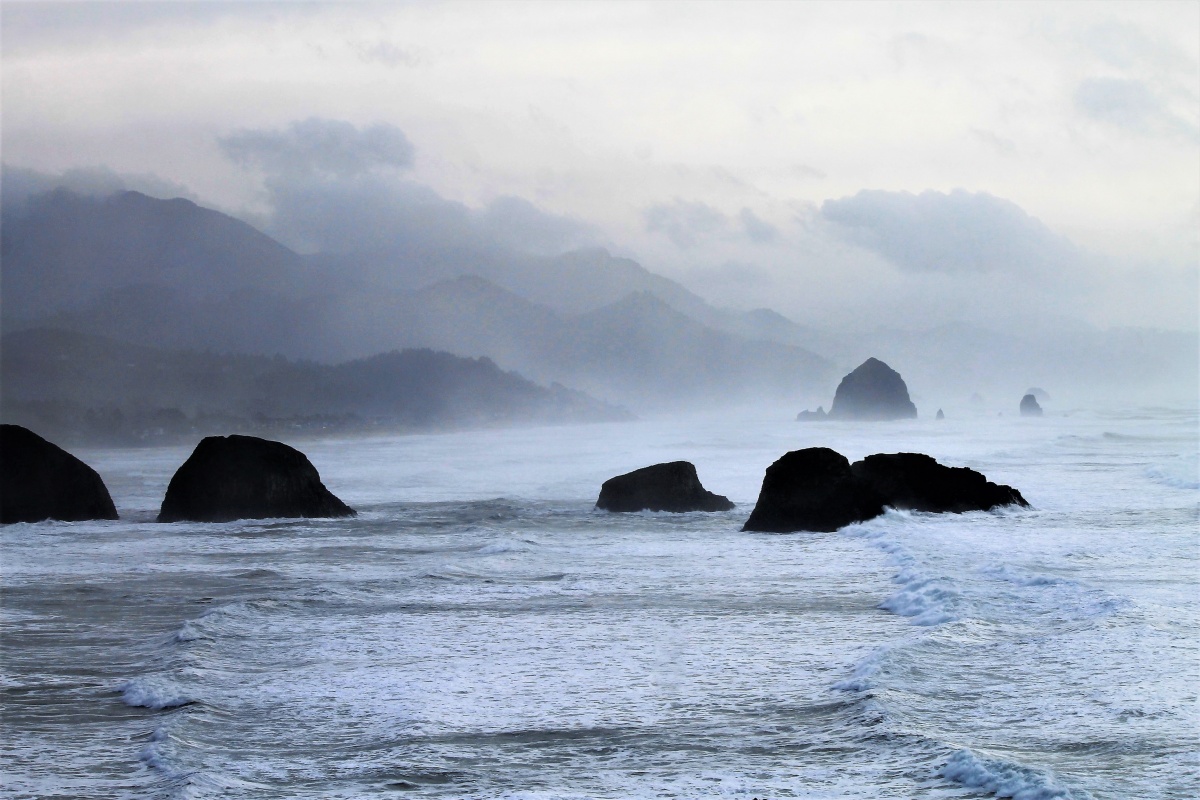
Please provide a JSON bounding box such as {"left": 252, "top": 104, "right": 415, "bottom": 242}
{"left": 3, "top": 0, "right": 1198, "bottom": 332}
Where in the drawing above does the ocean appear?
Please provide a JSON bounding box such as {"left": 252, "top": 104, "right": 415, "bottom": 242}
{"left": 2, "top": 405, "right": 1197, "bottom": 799}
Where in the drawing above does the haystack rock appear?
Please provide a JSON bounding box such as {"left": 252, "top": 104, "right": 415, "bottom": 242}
{"left": 828, "top": 358, "right": 918, "bottom": 420}
{"left": 796, "top": 406, "right": 827, "bottom": 421}
{"left": 742, "top": 447, "right": 1027, "bottom": 533}
{"left": 1, "top": 424, "right": 118, "bottom": 523}
{"left": 1020, "top": 394, "right": 1043, "bottom": 417}
{"left": 936, "top": 409, "right": 945, "bottom": 420}
{"left": 158, "top": 435, "right": 355, "bottom": 522}
{"left": 596, "top": 461, "right": 734, "bottom": 513}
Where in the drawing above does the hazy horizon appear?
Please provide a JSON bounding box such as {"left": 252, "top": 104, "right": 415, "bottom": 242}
{"left": 3, "top": 1, "right": 1197, "bottom": 339}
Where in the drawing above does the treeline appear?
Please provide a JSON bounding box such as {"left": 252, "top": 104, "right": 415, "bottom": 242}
{"left": 1, "top": 329, "right": 630, "bottom": 446}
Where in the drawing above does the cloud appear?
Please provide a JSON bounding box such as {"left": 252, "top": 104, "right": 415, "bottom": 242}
{"left": 219, "top": 118, "right": 415, "bottom": 179}
{"left": 791, "top": 164, "right": 827, "bottom": 180}
{"left": 968, "top": 128, "right": 1017, "bottom": 156}
{"left": 644, "top": 199, "right": 728, "bottom": 248}
{"left": 739, "top": 208, "right": 778, "bottom": 243}
{"left": 0, "top": 164, "right": 196, "bottom": 217}
{"left": 350, "top": 40, "right": 421, "bottom": 68}
{"left": 820, "top": 189, "right": 1081, "bottom": 275}
{"left": 216, "top": 119, "right": 600, "bottom": 258}
{"left": 1074, "top": 77, "right": 1199, "bottom": 141}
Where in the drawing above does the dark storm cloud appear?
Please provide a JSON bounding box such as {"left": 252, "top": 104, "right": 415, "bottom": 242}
{"left": 820, "top": 189, "right": 1081, "bottom": 274}
{"left": 644, "top": 200, "right": 728, "bottom": 248}
{"left": 219, "top": 118, "right": 416, "bottom": 179}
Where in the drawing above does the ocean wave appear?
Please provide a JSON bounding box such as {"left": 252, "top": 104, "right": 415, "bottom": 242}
{"left": 118, "top": 675, "right": 197, "bottom": 710}
{"left": 982, "top": 564, "right": 1073, "bottom": 588}
{"left": 1144, "top": 455, "right": 1200, "bottom": 491}
{"left": 879, "top": 567, "right": 960, "bottom": 626}
{"left": 941, "top": 749, "right": 1095, "bottom": 799}
{"left": 833, "top": 645, "right": 892, "bottom": 692}
{"left": 171, "top": 620, "right": 210, "bottom": 643}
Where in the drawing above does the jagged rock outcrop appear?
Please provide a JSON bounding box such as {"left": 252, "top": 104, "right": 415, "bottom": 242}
{"left": 741, "top": 448, "right": 884, "bottom": 532}
{"left": 796, "top": 406, "right": 827, "bottom": 421}
{"left": 1, "top": 424, "right": 118, "bottom": 523}
{"left": 742, "top": 447, "right": 1027, "bottom": 533}
{"left": 596, "top": 461, "right": 734, "bottom": 513}
{"left": 1020, "top": 394, "right": 1043, "bottom": 417}
{"left": 828, "top": 358, "right": 918, "bottom": 420}
{"left": 158, "top": 435, "right": 355, "bottom": 522}
{"left": 936, "top": 409, "right": 945, "bottom": 420}
{"left": 850, "top": 453, "right": 1027, "bottom": 514}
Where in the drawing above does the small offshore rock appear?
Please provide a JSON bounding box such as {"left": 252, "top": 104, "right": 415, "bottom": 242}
{"left": 1, "top": 424, "right": 118, "bottom": 523}
{"left": 936, "top": 409, "right": 945, "bottom": 420}
{"left": 158, "top": 435, "right": 355, "bottom": 522}
{"left": 796, "top": 406, "right": 827, "bottom": 421}
{"left": 1020, "top": 394, "right": 1043, "bottom": 417}
{"left": 597, "top": 461, "right": 734, "bottom": 513}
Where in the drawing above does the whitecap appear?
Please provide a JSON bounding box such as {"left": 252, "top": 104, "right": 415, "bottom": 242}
{"left": 118, "top": 675, "right": 196, "bottom": 710}
{"left": 1144, "top": 454, "right": 1200, "bottom": 491}
{"left": 879, "top": 569, "right": 961, "bottom": 626}
{"left": 940, "top": 748, "right": 1095, "bottom": 799}
{"left": 982, "top": 564, "right": 1073, "bottom": 588}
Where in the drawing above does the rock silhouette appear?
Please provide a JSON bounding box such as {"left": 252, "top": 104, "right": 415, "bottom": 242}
{"left": 936, "top": 408, "right": 945, "bottom": 420}
{"left": 796, "top": 406, "right": 827, "bottom": 421}
{"left": 597, "top": 461, "right": 734, "bottom": 513}
{"left": 851, "top": 453, "right": 1027, "bottom": 514}
{"left": 741, "top": 448, "right": 884, "bottom": 532}
{"left": 158, "top": 435, "right": 355, "bottom": 522}
{"left": 1, "top": 424, "right": 118, "bottom": 523}
{"left": 828, "top": 358, "right": 918, "bottom": 420}
{"left": 743, "top": 447, "right": 1027, "bottom": 532}
{"left": 1020, "top": 394, "right": 1043, "bottom": 417}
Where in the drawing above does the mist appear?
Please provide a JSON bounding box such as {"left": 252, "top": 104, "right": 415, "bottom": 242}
{"left": 1, "top": 2, "right": 1197, "bottom": 443}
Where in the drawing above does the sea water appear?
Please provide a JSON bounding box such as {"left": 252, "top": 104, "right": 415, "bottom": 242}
{"left": 1, "top": 406, "right": 1197, "bottom": 799}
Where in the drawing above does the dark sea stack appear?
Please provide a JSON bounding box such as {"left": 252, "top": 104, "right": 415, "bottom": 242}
{"left": 1020, "top": 394, "right": 1043, "bottom": 417}
{"left": 936, "top": 409, "right": 945, "bottom": 421}
{"left": 741, "top": 448, "right": 884, "bottom": 533}
{"left": 158, "top": 435, "right": 355, "bottom": 523}
{"left": 743, "top": 447, "right": 1028, "bottom": 533}
{"left": 796, "top": 406, "right": 827, "bottom": 421}
{"left": 0, "top": 424, "right": 118, "bottom": 523}
{"left": 596, "top": 461, "right": 734, "bottom": 513}
{"left": 851, "top": 453, "right": 1028, "bottom": 513}
{"left": 828, "top": 358, "right": 918, "bottom": 421}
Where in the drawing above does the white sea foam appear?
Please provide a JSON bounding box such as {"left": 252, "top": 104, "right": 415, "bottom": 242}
{"left": 171, "top": 620, "right": 209, "bottom": 643}
{"left": 5, "top": 406, "right": 1195, "bottom": 798}
{"left": 119, "top": 675, "right": 196, "bottom": 709}
{"left": 982, "top": 564, "right": 1072, "bottom": 587}
{"left": 1144, "top": 453, "right": 1200, "bottom": 490}
{"left": 833, "top": 645, "right": 892, "bottom": 692}
{"left": 940, "top": 749, "right": 1095, "bottom": 800}
{"left": 879, "top": 567, "right": 960, "bottom": 626}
